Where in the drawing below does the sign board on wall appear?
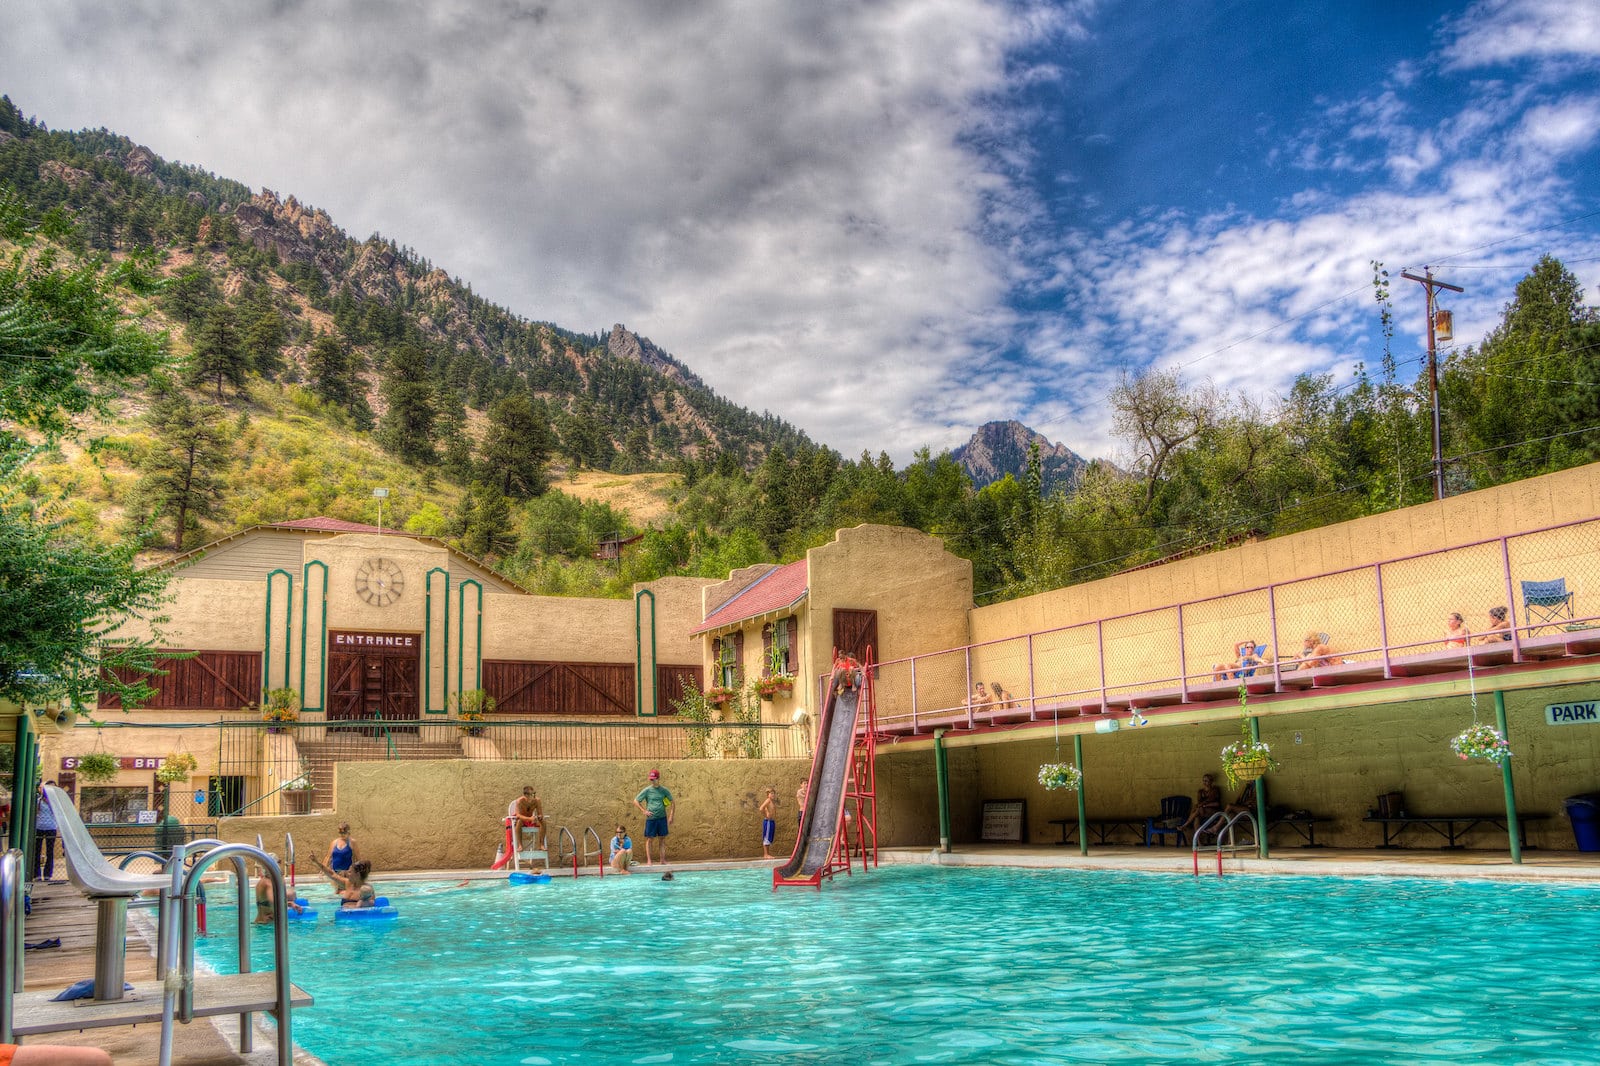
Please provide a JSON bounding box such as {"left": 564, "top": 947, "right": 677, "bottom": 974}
{"left": 60, "top": 756, "right": 169, "bottom": 771}
{"left": 1546, "top": 701, "right": 1600, "bottom": 726}
{"left": 980, "top": 799, "right": 1027, "bottom": 842}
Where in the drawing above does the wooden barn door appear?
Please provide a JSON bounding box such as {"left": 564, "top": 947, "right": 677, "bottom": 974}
{"left": 327, "top": 632, "right": 421, "bottom": 734}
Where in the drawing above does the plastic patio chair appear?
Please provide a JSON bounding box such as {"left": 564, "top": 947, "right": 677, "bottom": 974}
{"left": 1521, "top": 578, "right": 1574, "bottom": 632}
{"left": 1145, "top": 795, "right": 1192, "bottom": 847}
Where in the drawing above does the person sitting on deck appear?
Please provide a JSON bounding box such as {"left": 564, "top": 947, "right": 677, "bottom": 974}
{"left": 1294, "top": 632, "right": 1343, "bottom": 669}
{"left": 1225, "top": 781, "right": 1257, "bottom": 815}
{"left": 989, "top": 681, "right": 1015, "bottom": 710}
{"left": 969, "top": 682, "right": 995, "bottom": 712}
{"left": 1478, "top": 605, "right": 1511, "bottom": 643}
{"left": 1212, "top": 641, "right": 1270, "bottom": 681}
{"left": 1444, "top": 612, "right": 1471, "bottom": 648}
{"left": 1176, "top": 773, "right": 1224, "bottom": 835}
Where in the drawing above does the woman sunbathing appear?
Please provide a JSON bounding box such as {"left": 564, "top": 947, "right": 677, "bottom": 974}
{"left": 1444, "top": 612, "right": 1470, "bottom": 648}
{"left": 1295, "top": 632, "right": 1343, "bottom": 669}
{"left": 1478, "top": 605, "right": 1511, "bottom": 643}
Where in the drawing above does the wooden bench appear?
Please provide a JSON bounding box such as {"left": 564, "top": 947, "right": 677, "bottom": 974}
{"left": 1046, "top": 817, "right": 1148, "bottom": 846}
{"left": 1265, "top": 812, "right": 1333, "bottom": 847}
{"left": 1363, "top": 812, "right": 1548, "bottom": 849}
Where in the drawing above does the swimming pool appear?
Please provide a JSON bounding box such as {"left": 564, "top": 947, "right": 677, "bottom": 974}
{"left": 198, "top": 866, "right": 1600, "bottom": 1065}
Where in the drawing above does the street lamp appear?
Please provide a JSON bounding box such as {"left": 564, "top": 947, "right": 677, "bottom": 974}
{"left": 373, "top": 487, "right": 389, "bottom": 530}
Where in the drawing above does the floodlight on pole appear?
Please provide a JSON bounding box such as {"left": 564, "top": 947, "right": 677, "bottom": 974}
{"left": 373, "top": 487, "right": 390, "bottom": 530}
{"left": 1400, "top": 268, "right": 1464, "bottom": 500}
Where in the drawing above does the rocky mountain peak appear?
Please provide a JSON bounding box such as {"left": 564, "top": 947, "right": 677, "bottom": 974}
{"left": 607, "top": 324, "right": 703, "bottom": 389}
{"left": 952, "top": 420, "right": 1087, "bottom": 495}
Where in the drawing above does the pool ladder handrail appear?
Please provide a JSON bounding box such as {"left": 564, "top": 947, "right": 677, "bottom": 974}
{"left": 1191, "top": 811, "right": 1257, "bottom": 877}
{"left": 555, "top": 826, "right": 577, "bottom": 874}
{"left": 583, "top": 827, "right": 604, "bottom": 878}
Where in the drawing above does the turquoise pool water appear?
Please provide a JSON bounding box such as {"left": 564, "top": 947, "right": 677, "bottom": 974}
{"left": 198, "top": 866, "right": 1600, "bottom": 1065}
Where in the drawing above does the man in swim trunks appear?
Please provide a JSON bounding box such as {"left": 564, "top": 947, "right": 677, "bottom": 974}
{"left": 633, "top": 769, "right": 674, "bottom": 865}
{"left": 760, "top": 786, "right": 777, "bottom": 859}
{"left": 508, "top": 785, "right": 545, "bottom": 851}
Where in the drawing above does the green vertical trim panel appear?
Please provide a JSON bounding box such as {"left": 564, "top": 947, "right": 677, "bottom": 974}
{"left": 456, "top": 579, "right": 483, "bottom": 705}
{"left": 635, "top": 588, "right": 657, "bottom": 716}
{"left": 9, "top": 714, "right": 36, "bottom": 854}
{"left": 934, "top": 729, "right": 951, "bottom": 853}
{"left": 1495, "top": 690, "right": 1523, "bottom": 865}
{"left": 263, "top": 569, "right": 294, "bottom": 700}
{"left": 299, "top": 560, "right": 329, "bottom": 713}
{"left": 1074, "top": 733, "right": 1088, "bottom": 857}
{"left": 1251, "top": 715, "right": 1269, "bottom": 859}
{"left": 424, "top": 568, "right": 450, "bottom": 713}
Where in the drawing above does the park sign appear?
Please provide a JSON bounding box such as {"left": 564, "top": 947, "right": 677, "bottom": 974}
{"left": 1546, "top": 701, "right": 1600, "bottom": 726}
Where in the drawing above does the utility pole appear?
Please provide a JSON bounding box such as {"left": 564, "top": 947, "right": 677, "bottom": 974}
{"left": 1400, "top": 268, "right": 1464, "bottom": 500}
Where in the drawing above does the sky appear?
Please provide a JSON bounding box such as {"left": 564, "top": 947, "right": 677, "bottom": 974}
{"left": 5, "top": 0, "right": 1600, "bottom": 463}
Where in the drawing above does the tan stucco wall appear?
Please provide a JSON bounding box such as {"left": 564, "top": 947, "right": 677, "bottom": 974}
{"left": 112, "top": 579, "right": 268, "bottom": 651}
{"left": 961, "top": 463, "right": 1600, "bottom": 706}
{"left": 878, "top": 680, "right": 1600, "bottom": 851}
{"left": 220, "top": 758, "right": 812, "bottom": 870}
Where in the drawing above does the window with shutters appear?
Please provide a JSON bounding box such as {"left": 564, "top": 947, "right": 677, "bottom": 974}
{"left": 714, "top": 632, "right": 743, "bottom": 688}
{"left": 763, "top": 617, "right": 796, "bottom": 676}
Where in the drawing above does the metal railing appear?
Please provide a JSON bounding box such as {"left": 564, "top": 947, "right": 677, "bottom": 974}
{"left": 876, "top": 515, "right": 1600, "bottom": 732}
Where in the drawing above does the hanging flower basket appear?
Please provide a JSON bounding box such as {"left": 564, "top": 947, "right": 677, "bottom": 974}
{"left": 155, "top": 752, "right": 198, "bottom": 785}
{"left": 75, "top": 751, "right": 120, "bottom": 784}
{"left": 705, "top": 686, "right": 736, "bottom": 707}
{"left": 1221, "top": 740, "right": 1274, "bottom": 787}
{"left": 1451, "top": 723, "right": 1512, "bottom": 766}
{"left": 1037, "top": 763, "right": 1082, "bottom": 792}
{"left": 757, "top": 675, "right": 795, "bottom": 700}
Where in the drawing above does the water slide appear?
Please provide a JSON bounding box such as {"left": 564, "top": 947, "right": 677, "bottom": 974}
{"left": 773, "top": 664, "right": 863, "bottom": 888}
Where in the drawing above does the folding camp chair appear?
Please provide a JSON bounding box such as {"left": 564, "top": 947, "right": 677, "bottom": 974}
{"left": 1521, "top": 578, "right": 1574, "bottom": 632}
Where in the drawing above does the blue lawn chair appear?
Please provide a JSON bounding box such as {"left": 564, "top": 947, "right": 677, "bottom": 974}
{"left": 1521, "top": 578, "right": 1574, "bottom": 632}
{"left": 1146, "top": 795, "right": 1192, "bottom": 847}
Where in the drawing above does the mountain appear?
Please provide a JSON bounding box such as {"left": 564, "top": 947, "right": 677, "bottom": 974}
{"left": 0, "top": 95, "right": 809, "bottom": 478}
{"left": 951, "top": 421, "right": 1087, "bottom": 495}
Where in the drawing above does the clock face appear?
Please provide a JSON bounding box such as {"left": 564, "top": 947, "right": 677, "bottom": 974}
{"left": 354, "top": 557, "right": 405, "bottom": 607}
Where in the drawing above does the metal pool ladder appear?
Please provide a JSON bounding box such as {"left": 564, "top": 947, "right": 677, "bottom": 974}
{"left": 1191, "top": 811, "right": 1258, "bottom": 877}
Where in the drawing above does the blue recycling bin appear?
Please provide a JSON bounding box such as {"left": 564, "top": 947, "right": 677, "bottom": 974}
{"left": 1562, "top": 794, "right": 1600, "bottom": 852}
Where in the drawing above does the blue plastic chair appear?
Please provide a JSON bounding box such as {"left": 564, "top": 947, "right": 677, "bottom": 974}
{"left": 1521, "top": 578, "right": 1574, "bottom": 632}
{"left": 1145, "top": 795, "right": 1192, "bottom": 847}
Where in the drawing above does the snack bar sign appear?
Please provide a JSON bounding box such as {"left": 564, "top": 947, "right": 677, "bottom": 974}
{"left": 61, "top": 756, "right": 170, "bottom": 771}
{"left": 1546, "top": 701, "right": 1600, "bottom": 726}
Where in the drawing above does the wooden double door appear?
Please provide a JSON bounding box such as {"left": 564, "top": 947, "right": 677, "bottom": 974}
{"left": 327, "top": 631, "right": 420, "bottom": 734}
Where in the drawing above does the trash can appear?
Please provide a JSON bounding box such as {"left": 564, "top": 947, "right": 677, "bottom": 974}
{"left": 1563, "top": 794, "right": 1600, "bottom": 852}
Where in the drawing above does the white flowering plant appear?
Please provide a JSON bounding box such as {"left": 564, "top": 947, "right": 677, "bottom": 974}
{"left": 1037, "top": 763, "right": 1082, "bottom": 792}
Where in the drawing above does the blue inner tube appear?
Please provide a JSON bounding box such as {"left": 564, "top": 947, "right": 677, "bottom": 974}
{"left": 508, "top": 872, "right": 551, "bottom": 885}
{"left": 334, "top": 905, "right": 399, "bottom": 921}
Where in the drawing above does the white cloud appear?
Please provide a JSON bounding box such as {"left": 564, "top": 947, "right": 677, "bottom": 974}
{"left": 1440, "top": 0, "right": 1600, "bottom": 69}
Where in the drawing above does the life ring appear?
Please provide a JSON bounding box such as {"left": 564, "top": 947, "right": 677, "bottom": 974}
{"left": 508, "top": 872, "right": 550, "bottom": 885}
{"left": 334, "top": 905, "right": 399, "bottom": 922}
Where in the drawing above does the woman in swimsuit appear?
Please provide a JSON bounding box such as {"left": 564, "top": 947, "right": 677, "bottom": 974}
{"left": 254, "top": 869, "right": 303, "bottom": 924}
{"left": 319, "top": 858, "right": 376, "bottom": 907}
{"left": 327, "top": 823, "right": 357, "bottom": 874}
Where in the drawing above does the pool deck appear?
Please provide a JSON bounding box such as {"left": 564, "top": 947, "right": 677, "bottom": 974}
{"left": 16, "top": 847, "right": 1600, "bottom": 1064}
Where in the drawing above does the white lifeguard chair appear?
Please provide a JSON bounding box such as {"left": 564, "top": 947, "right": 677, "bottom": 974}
{"left": 512, "top": 822, "right": 547, "bottom": 871}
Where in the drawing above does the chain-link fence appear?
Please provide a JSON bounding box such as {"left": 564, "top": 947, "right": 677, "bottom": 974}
{"left": 876, "top": 516, "right": 1600, "bottom": 735}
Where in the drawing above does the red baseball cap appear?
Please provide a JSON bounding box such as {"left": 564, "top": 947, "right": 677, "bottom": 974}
{"left": 648, "top": 769, "right": 660, "bottom": 779}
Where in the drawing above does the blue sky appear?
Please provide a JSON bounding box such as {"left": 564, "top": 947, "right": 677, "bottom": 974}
{"left": 5, "top": 0, "right": 1598, "bottom": 462}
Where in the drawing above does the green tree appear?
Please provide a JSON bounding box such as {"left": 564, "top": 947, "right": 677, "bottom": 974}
{"left": 0, "top": 185, "right": 169, "bottom": 708}
{"left": 188, "top": 302, "right": 248, "bottom": 401}
{"left": 305, "top": 331, "right": 373, "bottom": 428}
{"left": 480, "top": 393, "right": 552, "bottom": 499}
{"left": 460, "top": 481, "right": 515, "bottom": 559}
{"left": 137, "top": 388, "right": 230, "bottom": 550}
{"left": 376, "top": 343, "right": 438, "bottom": 465}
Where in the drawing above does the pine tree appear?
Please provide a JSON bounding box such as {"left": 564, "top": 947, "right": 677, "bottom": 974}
{"left": 187, "top": 302, "right": 248, "bottom": 400}
{"left": 480, "top": 393, "right": 552, "bottom": 498}
{"left": 376, "top": 342, "right": 437, "bottom": 465}
{"left": 138, "top": 387, "right": 230, "bottom": 550}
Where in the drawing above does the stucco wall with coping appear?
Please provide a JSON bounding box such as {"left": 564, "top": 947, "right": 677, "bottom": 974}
{"left": 110, "top": 579, "right": 267, "bottom": 651}
{"left": 877, "top": 681, "right": 1600, "bottom": 851}
{"left": 220, "top": 758, "right": 812, "bottom": 870}
{"left": 964, "top": 463, "right": 1600, "bottom": 703}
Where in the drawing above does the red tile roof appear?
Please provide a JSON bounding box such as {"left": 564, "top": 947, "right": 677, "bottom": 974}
{"left": 273, "top": 516, "right": 392, "bottom": 534}
{"left": 692, "top": 558, "right": 808, "bottom": 634}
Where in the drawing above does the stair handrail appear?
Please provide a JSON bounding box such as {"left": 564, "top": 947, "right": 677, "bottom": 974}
{"left": 583, "top": 826, "right": 603, "bottom": 877}
{"left": 0, "top": 848, "right": 24, "bottom": 1043}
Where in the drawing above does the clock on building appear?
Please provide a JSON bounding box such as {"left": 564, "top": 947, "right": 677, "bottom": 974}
{"left": 354, "top": 557, "right": 405, "bottom": 607}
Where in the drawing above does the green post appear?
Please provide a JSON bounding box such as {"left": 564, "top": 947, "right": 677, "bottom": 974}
{"left": 1251, "top": 715, "right": 1269, "bottom": 859}
{"left": 934, "top": 729, "right": 951, "bottom": 853}
{"left": 1073, "top": 734, "right": 1088, "bottom": 857}
{"left": 1495, "top": 690, "right": 1522, "bottom": 865}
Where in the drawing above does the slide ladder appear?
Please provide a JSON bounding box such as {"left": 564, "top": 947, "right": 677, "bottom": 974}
{"left": 773, "top": 650, "right": 880, "bottom": 890}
